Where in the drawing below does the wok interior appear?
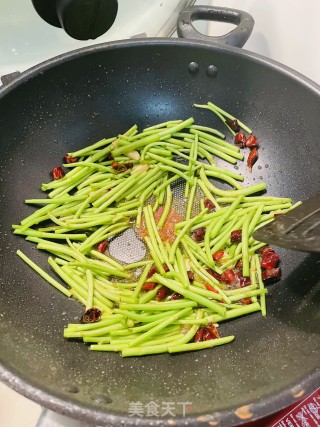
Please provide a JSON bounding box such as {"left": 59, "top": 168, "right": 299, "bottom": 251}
{"left": 0, "top": 40, "right": 319, "bottom": 425}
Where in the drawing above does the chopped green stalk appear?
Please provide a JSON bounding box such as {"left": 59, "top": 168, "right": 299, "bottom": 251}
{"left": 146, "top": 205, "right": 172, "bottom": 269}
{"left": 198, "top": 136, "right": 243, "bottom": 159}
{"left": 158, "top": 164, "right": 193, "bottom": 183}
{"left": 127, "top": 308, "right": 192, "bottom": 347}
{"left": 168, "top": 335, "right": 235, "bottom": 353}
{"left": 69, "top": 137, "right": 117, "bottom": 158}
{"left": 143, "top": 206, "right": 165, "bottom": 264}
{"left": 200, "top": 168, "right": 266, "bottom": 197}
{"left": 86, "top": 269, "right": 94, "bottom": 309}
{"left": 176, "top": 247, "right": 189, "bottom": 284}
{"left": 143, "top": 120, "right": 183, "bottom": 132}
{"left": 205, "top": 195, "right": 243, "bottom": 266}
{"left": 111, "top": 133, "right": 161, "bottom": 157}
{"left": 158, "top": 185, "right": 173, "bottom": 229}
{"left": 66, "top": 315, "right": 123, "bottom": 331}
{"left": 207, "top": 102, "right": 252, "bottom": 134}
{"left": 169, "top": 208, "right": 207, "bottom": 265}
{"left": 229, "top": 289, "right": 268, "bottom": 302}
{"left": 17, "top": 250, "right": 71, "bottom": 297}
{"left": 204, "top": 170, "right": 243, "bottom": 190}
{"left": 184, "top": 137, "right": 238, "bottom": 164}
{"left": 138, "top": 284, "right": 161, "bottom": 304}
{"left": 94, "top": 175, "right": 142, "bottom": 212}
{"left": 158, "top": 117, "right": 194, "bottom": 138}
{"left": 133, "top": 263, "right": 153, "bottom": 298}
{"left": 147, "top": 152, "right": 190, "bottom": 171}
{"left": 119, "top": 300, "right": 197, "bottom": 311}
{"left": 144, "top": 236, "right": 165, "bottom": 275}
{"left": 123, "top": 260, "right": 154, "bottom": 270}
{"left": 13, "top": 228, "right": 87, "bottom": 241}
{"left": 64, "top": 323, "right": 124, "bottom": 338}
{"left": 121, "top": 343, "right": 169, "bottom": 357}
{"left": 242, "top": 212, "right": 252, "bottom": 277}
{"left": 90, "top": 250, "right": 124, "bottom": 271}
{"left": 126, "top": 168, "right": 163, "bottom": 200}
{"left": 190, "top": 124, "right": 225, "bottom": 139}
{"left": 209, "top": 215, "right": 240, "bottom": 254}
{"left": 185, "top": 177, "right": 197, "bottom": 221}
{"left": 153, "top": 174, "right": 180, "bottom": 195}
{"left": 113, "top": 309, "right": 178, "bottom": 324}
{"left": 68, "top": 261, "right": 130, "bottom": 278}
{"left": 194, "top": 103, "right": 236, "bottom": 135}
{"left": 154, "top": 274, "right": 226, "bottom": 316}
{"left": 197, "top": 179, "right": 220, "bottom": 211}
{"left": 255, "top": 254, "right": 267, "bottom": 316}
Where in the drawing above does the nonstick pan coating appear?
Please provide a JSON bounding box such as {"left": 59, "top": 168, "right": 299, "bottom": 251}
{"left": 0, "top": 39, "right": 319, "bottom": 426}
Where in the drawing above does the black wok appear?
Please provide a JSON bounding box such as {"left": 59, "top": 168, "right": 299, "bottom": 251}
{"left": 0, "top": 6, "right": 319, "bottom": 427}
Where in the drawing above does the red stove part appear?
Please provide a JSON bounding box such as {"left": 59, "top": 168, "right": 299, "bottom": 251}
{"left": 241, "top": 387, "right": 319, "bottom": 427}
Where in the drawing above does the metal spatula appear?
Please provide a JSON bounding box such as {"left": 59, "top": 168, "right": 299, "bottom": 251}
{"left": 253, "top": 194, "right": 320, "bottom": 252}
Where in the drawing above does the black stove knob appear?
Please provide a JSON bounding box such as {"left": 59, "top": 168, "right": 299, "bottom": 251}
{"left": 31, "top": 0, "right": 118, "bottom": 40}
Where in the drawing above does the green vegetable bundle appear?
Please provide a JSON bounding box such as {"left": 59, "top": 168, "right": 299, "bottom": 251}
{"left": 13, "top": 101, "right": 299, "bottom": 357}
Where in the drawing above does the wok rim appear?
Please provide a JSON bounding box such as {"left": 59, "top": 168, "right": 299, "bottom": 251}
{"left": 1, "top": 37, "right": 319, "bottom": 97}
{"left": 1, "top": 363, "right": 319, "bottom": 426}
{"left": 0, "top": 37, "right": 319, "bottom": 426}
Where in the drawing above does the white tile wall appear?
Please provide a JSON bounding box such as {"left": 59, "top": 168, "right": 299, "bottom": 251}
{"left": 0, "top": 382, "right": 42, "bottom": 427}
{"left": 209, "top": 0, "right": 320, "bottom": 84}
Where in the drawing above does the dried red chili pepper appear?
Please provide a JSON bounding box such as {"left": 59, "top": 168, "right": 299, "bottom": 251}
{"left": 51, "top": 166, "right": 65, "bottom": 180}
{"left": 258, "top": 246, "right": 275, "bottom": 257}
{"left": 204, "top": 199, "right": 216, "bottom": 212}
{"left": 187, "top": 271, "right": 194, "bottom": 283}
{"left": 193, "top": 227, "right": 206, "bottom": 242}
{"left": 193, "top": 327, "right": 205, "bottom": 342}
{"left": 236, "top": 259, "right": 243, "bottom": 269}
{"left": 142, "top": 282, "right": 156, "bottom": 291}
{"left": 234, "top": 132, "right": 246, "bottom": 148}
{"left": 221, "top": 269, "right": 236, "bottom": 285}
{"left": 162, "top": 264, "right": 170, "bottom": 273}
{"left": 245, "top": 134, "right": 259, "bottom": 148}
{"left": 239, "top": 276, "right": 251, "bottom": 287}
{"left": 124, "top": 162, "right": 133, "bottom": 169}
{"left": 156, "top": 286, "right": 171, "bottom": 301}
{"left": 147, "top": 265, "right": 158, "bottom": 278}
{"left": 239, "top": 298, "right": 252, "bottom": 305}
{"left": 274, "top": 213, "right": 282, "bottom": 219}
{"left": 112, "top": 161, "right": 127, "bottom": 173}
{"left": 63, "top": 155, "right": 78, "bottom": 164}
{"left": 203, "top": 327, "right": 215, "bottom": 341}
{"left": 80, "top": 307, "right": 102, "bottom": 324}
{"left": 226, "top": 118, "right": 240, "bottom": 132}
{"left": 204, "top": 283, "right": 219, "bottom": 293}
{"left": 170, "top": 293, "right": 184, "bottom": 300}
{"left": 212, "top": 250, "right": 224, "bottom": 262}
{"left": 97, "top": 241, "right": 108, "bottom": 253}
{"left": 206, "top": 268, "right": 222, "bottom": 282}
{"left": 262, "top": 267, "right": 282, "bottom": 283}
{"left": 261, "top": 252, "right": 280, "bottom": 269}
{"left": 230, "top": 229, "right": 242, "bottom": 243}
{"left": 247, "top": 147, "right": 259, "bottom": 172}
{"left": 206, "top": 323, "right": 220, "bottom": 339}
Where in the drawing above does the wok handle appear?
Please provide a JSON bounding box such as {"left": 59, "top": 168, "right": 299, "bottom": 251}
{"left": 0, "top": 72, "right": 21, "bottom": 86}
{"left": 177, "top": 6, "right": 254, "bottom": 48}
